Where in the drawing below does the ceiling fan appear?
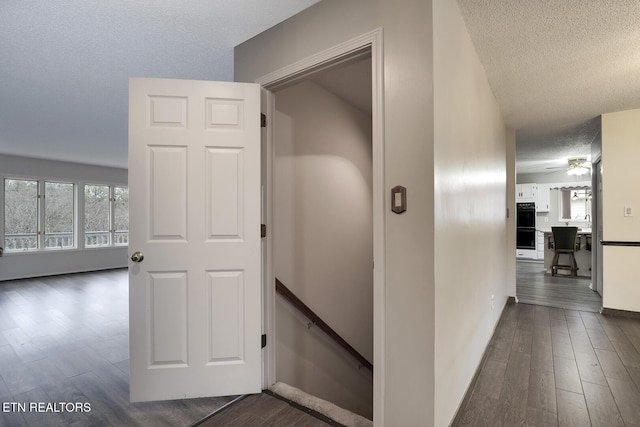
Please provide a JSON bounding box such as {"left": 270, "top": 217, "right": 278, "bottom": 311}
{"left": 545, "top": 157, "right": 591, "bottom": 176}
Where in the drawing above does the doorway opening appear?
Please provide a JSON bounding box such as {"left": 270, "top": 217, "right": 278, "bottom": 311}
{"left": 269, "top": 53, "right": 374, "bottom": 419}
{"left": 515, "top": 167, "right": 601, "bottom": 312}
{"left": 257, "top": 29, "right": 384, "bottom": 422}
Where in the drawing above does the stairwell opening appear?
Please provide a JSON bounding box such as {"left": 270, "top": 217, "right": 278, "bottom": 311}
{"left": 271, "top": 52, "right": 374, "bottom": 420}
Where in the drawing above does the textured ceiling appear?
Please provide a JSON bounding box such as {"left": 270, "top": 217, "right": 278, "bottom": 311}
{"left": 3, "top": 1, "right": 640, "bottom": 173}
{"left": 457, "top": 0, "right": 640, "bottom": 174}
{"left": 0, "top": 0, "right": 319, "bottom": 168}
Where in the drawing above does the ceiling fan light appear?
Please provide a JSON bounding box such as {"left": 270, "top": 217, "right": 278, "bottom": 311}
{"left": 567, "top": 165, "right": 589, "bottom": 176}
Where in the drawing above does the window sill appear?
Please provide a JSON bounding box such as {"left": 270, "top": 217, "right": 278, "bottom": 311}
{"left": 2, "top": 246, "right": 127, "bottom": 256}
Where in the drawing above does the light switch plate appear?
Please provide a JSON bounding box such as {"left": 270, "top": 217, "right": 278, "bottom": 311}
{"left": 391, "top": 185, "right": 407, "bottom": 214}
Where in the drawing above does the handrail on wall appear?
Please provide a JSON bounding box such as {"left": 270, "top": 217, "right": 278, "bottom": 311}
{"left": 275, "top": 278, "right": 373, "bottom": 372}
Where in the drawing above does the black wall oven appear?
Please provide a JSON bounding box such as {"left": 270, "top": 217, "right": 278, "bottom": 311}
{"left": 516, "top": 202, "right": 536, "bottom": 250}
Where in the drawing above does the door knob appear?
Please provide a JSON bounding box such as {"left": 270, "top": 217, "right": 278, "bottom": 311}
{"left": 130, "top": 251, "right": 144, "bottom": 263}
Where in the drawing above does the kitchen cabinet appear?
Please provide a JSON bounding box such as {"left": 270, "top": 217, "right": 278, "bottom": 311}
{"left": 516, "top": 248, "right": 537, "bottom": 259}
{"left": 536, "top": 184, "right": 550, "bottom": 212}
{"left": 516, "top": 183, "right": 537, "bottom": 201}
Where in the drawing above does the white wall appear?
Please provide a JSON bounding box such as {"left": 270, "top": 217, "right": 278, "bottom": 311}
{"left": 0, "top": 154, "right": 128, "bottom": 280}
{"left": 274, "top": 80, "right": 373, "bottom": 417}
{"left": 432, "top": 0, "right": 508, "bottom": 424}
{"left": 601, "top": 108, "right": 640, "bottom": 312}
{"left": 236, "top": 1, "right": 437, "bottom": 424}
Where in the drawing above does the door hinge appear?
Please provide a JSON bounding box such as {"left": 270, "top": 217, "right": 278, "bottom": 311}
{"left": 261, "top": 224, "right": 266, "bottom": 238}
{"left": 261, "top": 334, "right": 267, "bottom": 348}
{"left": 261, "top": 113, "right": 267, "bottom": 128}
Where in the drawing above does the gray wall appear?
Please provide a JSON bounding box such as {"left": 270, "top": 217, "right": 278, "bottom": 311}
{"left": 0, "top": 154, "right": 128, "bottom": 280}
{"left": 236, "top": 1, "right": 436, "bottom": 424}
{"left": 236, "top": 0, "right": 509, "bottom": 424}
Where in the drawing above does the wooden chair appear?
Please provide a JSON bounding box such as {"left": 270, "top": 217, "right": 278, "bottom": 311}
{"left": 551, "top": 226, "right": 578, "bottom": 277}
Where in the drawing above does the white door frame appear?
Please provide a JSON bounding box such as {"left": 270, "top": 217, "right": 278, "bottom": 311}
{"left": 593, "top": 157, "right": 603, "bottom": 298}
{"left": 256, "top": 28, "right": 385, "bottom": 423}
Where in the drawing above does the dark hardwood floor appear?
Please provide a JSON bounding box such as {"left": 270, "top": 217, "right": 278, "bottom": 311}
{"left": 0, "top": 269, "right": 235, "bottom": 427}
{"left": 453, "top": 302, "right": 640, "bottom": 426}
{"left": 517, "top": 260, "right": 602, "bottom": 312}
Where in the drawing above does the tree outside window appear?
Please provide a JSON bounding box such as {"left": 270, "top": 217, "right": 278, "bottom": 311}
{"left": 4, "top": 179, "right": 38, "bottom": 250}
{"left": 45, "top": 182, "right": 74, "bottom": 249}
{"left": 85, "top": 185, "right": 111, "bottom": 247}
{"left": 113, "top": 186, "right": 129, "bottom": 246}
{"left": 4, "top": 179, "right": 76, "bottom": 251}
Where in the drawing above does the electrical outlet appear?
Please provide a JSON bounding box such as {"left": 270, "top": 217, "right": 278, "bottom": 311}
{"left": 624, "top": 206, "right": 633, "bottom": 217}
{"left": 544, "top": 217, "right": 548, "bottom": 223}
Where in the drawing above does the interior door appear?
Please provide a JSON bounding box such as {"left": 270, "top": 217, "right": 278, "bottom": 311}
{"left": 128, "top": 77, "right": 262, "bottom": 402}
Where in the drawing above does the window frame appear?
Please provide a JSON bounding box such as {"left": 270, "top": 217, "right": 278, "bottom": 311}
{"left": 83, "top": 183, "right": 130, "bottom": 249}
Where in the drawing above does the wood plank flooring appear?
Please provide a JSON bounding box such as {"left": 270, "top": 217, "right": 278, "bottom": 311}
{"left": 517, "top": 260, "right": 602, "bottom": 312}
{"left": 0, "top": 269, "right": 235, "bottom": 427}
{"left": 453, "top": 302, "right": 640, "bottom": 426}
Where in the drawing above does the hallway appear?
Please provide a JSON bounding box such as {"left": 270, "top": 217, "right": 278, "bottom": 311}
{"left": 453, "top": 302, "right": 640, "bottom": 426}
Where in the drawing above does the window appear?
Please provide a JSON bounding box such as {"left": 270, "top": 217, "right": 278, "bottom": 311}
{"left": 113, "top": 186, "right": 129, "bottom": 246}
{"left": 85, "top": 185, "right": 111, "bottom": 247}
{"left": 45, "top": 182, "right": 75, "bottom": 249}
{"left": 4, "top": 179, "right": 38, "bottom": 251}
{"left": 4, "top": 179, "right": 75, "bottom": 251}
{"left": 560, "top": 188, "right": 591, "bottom": 221}
{"left": 2, "top": 177, "right": 127, "bottom": 252}
{"left": 84, "top": 184, "right": 129, "bottom": 247}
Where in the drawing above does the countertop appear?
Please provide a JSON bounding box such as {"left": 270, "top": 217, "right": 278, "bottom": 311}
{"left": 539, "top": 228, "right": 592, "bottom": 235}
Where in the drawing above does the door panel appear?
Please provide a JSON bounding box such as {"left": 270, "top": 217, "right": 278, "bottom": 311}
{"left": 149, "top": 146, "right": 188, "bottom": 240}
{"left": 149, "top": 271, "right": 188, "bottom": 366}
{"left": 206, "top": 148, "right": 244, "bottom": 240}
{"left": 128, "top": 77, "right": 262, "bottom": 402}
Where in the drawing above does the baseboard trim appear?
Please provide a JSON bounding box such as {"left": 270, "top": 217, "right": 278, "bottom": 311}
{"left": 600, "top": 307, "right": 640, "bottom": 318}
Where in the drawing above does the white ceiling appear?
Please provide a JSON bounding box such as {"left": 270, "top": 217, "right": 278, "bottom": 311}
{"left": 2, "top": 1, "right": 639, "bottom": 173}
{"left": 0, "top": 0, "right": 320, "bottom": 169}
{"left": 457, "top": 0, "right": 640, "bottom": 174}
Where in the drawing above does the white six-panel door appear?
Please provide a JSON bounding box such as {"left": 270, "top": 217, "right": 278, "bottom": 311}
{"left": 128, "top": 77, "right": 262, "bottom": 401}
